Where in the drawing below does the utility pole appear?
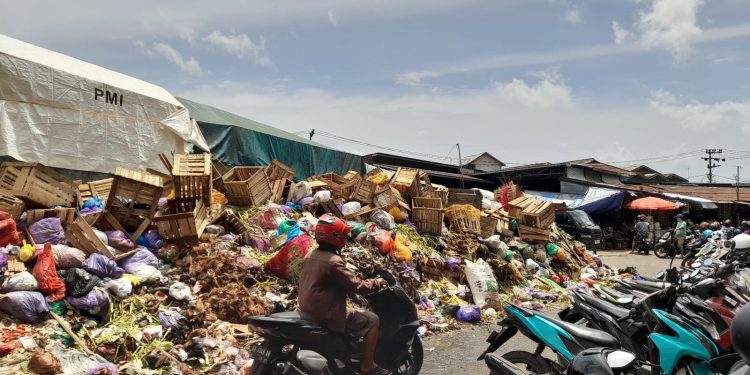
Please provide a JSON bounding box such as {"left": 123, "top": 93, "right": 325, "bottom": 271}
{"left": 702, "top": 149, "right": 725, "bottom": 184}
{"left": 735, "top": 166, "right": 741, "bottom": 226}
{"left": 456, "top": 143, "right": 465, "bottom": 189}
{"left": 309, "top": 129, "right": 315, "bottom": 140}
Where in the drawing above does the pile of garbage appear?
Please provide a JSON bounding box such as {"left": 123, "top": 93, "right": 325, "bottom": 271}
{"left": 0, "top": 157, "right": 617, "bottom": 373}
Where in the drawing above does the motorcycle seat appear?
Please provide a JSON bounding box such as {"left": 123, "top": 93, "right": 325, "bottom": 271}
{"left": 540, "top": 315, "right": 619, "bottom": 347}
{"left": 268, "top": 311, "right": 323, "bottom": 327}
{"left": 576, "top": 292, "right": 631, "bottom": 320}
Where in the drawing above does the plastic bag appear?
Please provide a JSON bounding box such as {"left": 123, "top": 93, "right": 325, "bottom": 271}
{"left": 118, "top": 248, "right": 161, "bottom": 271}
{"left": 266, "top": 233, "right": 312, "bottom": 278}
{"left": 50, "top": 245, "right": 87, "bottom": 269}
{"left": 128, "top": 264, "right": 162, "bottom": 283}
{"left": 367, "top": 171, "right": 390, "bottom": 185}
{"left": 298, "top": 215, "right": 318, "bottom": 232}
{"left": 0, "top": 248, "right": 7, "bottom": 269}
{"left": 105, "top": 231, "right": 134, "bottom": 251}
{"left": 59, "top": 268, "right": 101, "bottom": 297}
{"left": 84, "top": 253, "right": 125, "bottom": 278}
{"left": 92, "top": 228, "right": 108, "bottom": 245}
{"left": 298, "top": 196, "right": 315, "bottom": 207}
{"left": 85, "top": 363, "right": 118, "bottom": 375}
{"left": 341, "top": 202, "right": 362, "bottom": 216}
{"left": 1, "top": 271, "right": 39, "bottom": 292}
{"left": 29, "top": 349, "right": 62, "bottom": 375}
{"left": 33, "top": 243, "right": 66, "bottom": 301}
{"left": 455, "top": 306, "right": 481, "bottom": 323}
{"left": 255, "top": 209, "right": 284, "bottom": 230}
{"left": 464, "top": 259, "right": 500, "bottom": 307}
{"left": 393, "top": 233, "right": 416, "bottom": 262}
{"left": 243, "top": 234, "right": 271, "bottom": 252}
{"left": 368, "top": 225, "right": 394, "bottom": 255}
{"left": 0, "top": 291, "right": 49, "bottom": 323}
{"left": 101, "top": 278, "right": 133, "bottom": 298}
{"left": 28, "top": 217, "right": 66, "bottom": 245}
{"left": 277, "top": 220, "right": 303, "bottom": 242}
{"left": 348, "top": 222, "right": 366, "bottom": 239}
{"left": 66, "top": 288, "right": 109, "bottom": 314}
{"left": 137, "top": 230, "right": 166, "bottom": 251}
{"left": 19, "top": 240, "right": 35, "bottom": 262}
{"left": 0, "top": 218, "right": 21, "bottom": 247}
{"left": 168, "top": 282, "right": 193, "bottom": 300}
{"left": 157, "top": 308, "right": 186, "bottom": 330}
{"left": 389, "top": 207, "right": 408, "bottom": 223}
{"left": 313, "top": 190, "right": 332, "bottom": 203}
{"left": 371, "top": 209, "right": 396, "bottom": 230}
{"left": 290, "top": 181, "right": 313, "bottom": 203}
{"left": 212, "top": 189, "right": 229, "bottom": 206}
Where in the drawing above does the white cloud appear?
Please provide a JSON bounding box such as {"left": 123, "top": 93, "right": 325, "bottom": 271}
{"left": 495, "top": 76, "right": 573, "bottom": 109}
{"left": 561, "top": 9, "right": 581, "bottom": 24}
{"left": 149, "top": 42, "right": 202, "bottom": 75}
{"left": 612, "top": 21, "right": 631, "bottom": 45}
{"left": 396, "top": 71, "right": 440, "bottom": 86}
{"left": 650, "top": 89, "right": 750, "bottom": 130}
{"left": 203, "top": 31, "right": 271, "bottom": 66}
{"left": 637, "top": 0, "right": 704, "bottom": 54}
{"left": 328, "top": 9, "right": 338, "bottom": 27}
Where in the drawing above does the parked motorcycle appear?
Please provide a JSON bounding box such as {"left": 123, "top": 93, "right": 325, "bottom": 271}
{"left": 248, "top": 271, "right": 423, "bottom": 375}
{"left": 485, "top": 348, "right": 638, "bottom": 375}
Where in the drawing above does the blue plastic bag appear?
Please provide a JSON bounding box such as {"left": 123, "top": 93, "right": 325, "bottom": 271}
{"left": 455, "top": 306, "right": 481, "bottom": 323}
{"left": 84, "top": 253, "right": 124, "bottom": 278}
{"left": 137, "top": 230, "right": 166, "bottom": 251}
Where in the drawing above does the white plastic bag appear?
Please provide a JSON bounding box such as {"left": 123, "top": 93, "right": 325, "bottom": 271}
{"left": 314, "top": 190, "right": 332, "bottom": 203}
{"left": 101, "top": 278, "right": 133, "bottom": 298}
{"left": 291, "top": 181, "right": 313, "bottom": 203}
{"left": 1, "top": 271, "right": 39, "bottom": 292}
{"left": 464, "top": 259, "right": 500, "bottom": 307}
{"left": 341, "top": 202, "right": 362, "bottom": 216}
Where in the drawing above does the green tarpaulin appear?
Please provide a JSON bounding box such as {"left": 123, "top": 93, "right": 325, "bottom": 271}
{"left": 178, "top": 98, "right": 364, "bottom": 180}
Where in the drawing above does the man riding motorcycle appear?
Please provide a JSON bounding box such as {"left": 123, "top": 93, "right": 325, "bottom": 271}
{"left": 632, "top": 214, "right": 650, "bottom": 254}
{"left": 298, "top": 214, "right": 391, "bottom": 375}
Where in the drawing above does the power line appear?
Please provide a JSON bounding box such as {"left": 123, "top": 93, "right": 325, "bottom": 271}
{"left": 604, "top": 150, "right": 704, "bottom": 165}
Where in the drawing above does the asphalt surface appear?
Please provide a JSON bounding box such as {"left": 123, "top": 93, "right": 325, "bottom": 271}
{"left": 421, "top": 250, "right": 673, "bottom": 374}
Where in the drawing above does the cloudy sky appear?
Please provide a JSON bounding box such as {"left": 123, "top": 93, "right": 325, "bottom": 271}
{"left": 3, "top": 0, "right": 750, "bottom": 182}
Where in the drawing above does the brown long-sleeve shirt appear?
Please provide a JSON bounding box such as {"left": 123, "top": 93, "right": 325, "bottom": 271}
{"left": 298, "top": 248, "right": 382, "bottom": 333}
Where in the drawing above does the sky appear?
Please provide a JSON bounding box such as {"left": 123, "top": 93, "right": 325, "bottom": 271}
{"left": 2, "top": 0, "right": 750, "bottom": 183}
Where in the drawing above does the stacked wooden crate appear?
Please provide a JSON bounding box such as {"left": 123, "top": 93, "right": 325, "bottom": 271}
{"left": 391, "top": 168, "right": 419, "bottom": 197}
{"left": 78, "top": 178, "right": 113, "bottom": 207}
{"left": 266, "top": 160, "right": 296, "bottom": 204}
{"left": 373, "top": 186, "right": 410, "bottom": 212}
{"left": 153, "top": 200, "right": 211, "bottom": 244}
{"left": 447, "top": 188, "right": 482, "bottom": 209}
{"left": 106, "top": 168, "right": 164, "bottom": 237}
{"left": 0, "top": 162, "right": 77, "bottom": 207}
{"left": 173, "top": 153, "right": 213, "bottom": 208}
{"left": 411, "top": 171, "right": 436, "bottom": 199}
{"left": 315, "top": 172, "right": 359, "bottom": 199}
{"left": 508, "top": 196, "right": 554, "bottom": 242}
{"left": 412, "top": 197, "right": 444, "bottom": 234}
{"left": 222, "top": 166, "right": 272, "bottom": 206}
{"left": 66, "top": 210, "right": 134, "bottom": 258}
{"left": 0, "top": 194, "right": 25, "bottom": 220}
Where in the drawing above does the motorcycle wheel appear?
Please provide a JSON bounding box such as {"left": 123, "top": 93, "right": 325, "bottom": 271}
{"left": 500, "top": 351, "right": 552, "bottom": 375}
{"left": 680, "top": 256, "right": 693, "bottom": 267}
{"left": 394, "top": 335, "right": 423, "bottom": 375}
{"left": 654, "top": 245, "right": 669, "bottom": 258}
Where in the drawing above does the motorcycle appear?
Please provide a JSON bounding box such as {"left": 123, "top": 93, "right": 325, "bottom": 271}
{"left": 654, "top": 229, "right": 701, "bottom": 259}
{"left": 477, "top": 303, "right": 620, "bottom": 374}
{"left": 485, "top": 348, "right": 638, "bottom": 375}
{"left": 248, "top": 271, "right": 423, "bottom": 375}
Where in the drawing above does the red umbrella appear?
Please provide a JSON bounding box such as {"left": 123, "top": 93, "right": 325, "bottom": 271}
{"left": 625, "top": 196, "right": 679, "bottom": 211}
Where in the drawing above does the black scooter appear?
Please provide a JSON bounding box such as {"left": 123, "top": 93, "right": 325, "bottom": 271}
{"left": 248, "top": 270, "right": 423, "bottom": 375}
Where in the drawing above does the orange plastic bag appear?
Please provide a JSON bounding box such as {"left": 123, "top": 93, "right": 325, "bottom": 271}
{"left": 32, "top": 244, "right": 66, "bottom": 301}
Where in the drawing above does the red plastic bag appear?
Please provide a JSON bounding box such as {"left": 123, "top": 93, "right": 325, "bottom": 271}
{"left": 265, "top": 233, "right": 312, "bottom": 278}
{"left": 32, "top": 243, "right": 66, "bottom": 301}
{"left": 368, "top": 225, "right": 394, "bottom": 255}
{"left": 0, "top": 217, "right": 20, "bottom": 247}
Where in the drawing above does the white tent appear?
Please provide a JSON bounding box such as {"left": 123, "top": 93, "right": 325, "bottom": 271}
{"left": 0, "top": 34, "right": 208, "bottom": 174}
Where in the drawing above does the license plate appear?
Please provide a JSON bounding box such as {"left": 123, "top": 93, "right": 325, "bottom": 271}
{"left": 252, "top": 345, "right": 271, "bottom": 362}
{"left": 594, "top": 240, "right": 601, "bottom": 244}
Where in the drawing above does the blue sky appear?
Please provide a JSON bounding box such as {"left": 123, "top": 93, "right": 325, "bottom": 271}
{"left": 2, "top": 0, "right": 750, "bottom": 182}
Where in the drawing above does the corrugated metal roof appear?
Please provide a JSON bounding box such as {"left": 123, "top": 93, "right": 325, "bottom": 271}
{"left": 630, "top": 184, "right": 750, "bottom": 203}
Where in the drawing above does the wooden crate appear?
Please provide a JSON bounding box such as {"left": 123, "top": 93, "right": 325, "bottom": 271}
{"left": 412, "top": 197, "right": 444, "bottom": 235}
{"left": 222, "top": 167, "right": 272, "bottom": 206}
{"left": 344, "top": 205, "right": 375, "bottom": 221}
{"left": 269, "top": 178, "right": 292, "bottom": 204}
{"left": 410, "top": 171, "right": 436, "bottom": 199}
{"left": 78, "top": 178, "right": 114, "bottom": 207}
{"left": 447, "top": 189, "right": 482, "bottom": 209}
{"left": 508, "top": 196, "right": 554, "bottom": 229}
{"left": 518, "top": 225, "right": 550, "bottom": 242}
{"left": 480, "top": 214, "right": 498, "bottom": 238}
{"left": 434, "top": 185, "right": 449, "bottom": 207}
{"left": 26, "top": 208, "right": 76, "bottom": 226}
{"left": 106, "top": 168, "right": 164, "bottom": 230}
{"left": 65, "top": 211, "right": 130, "bottom": 258}
{"left": 391, "top": 168, "right": 419, "bottom": 196}
{"left": 211, "top": 162, "right": 231, "bottom": 195}
{"left": 507, "top": 196, "right": 534, "bottom": 219}
{"left": 373, "top": 186, "right": 410, "bottom": 212}
{"left": 447, "top": 213, "right": 480, "bottom": 234}
{"left": 0, "top": 194, "right": 25, "bottom": 221}
{"left": 315, "top": 173, "right": 359, "bottom": 199}
{"left": 173, "top": 154, "right": 212, "bottom": 207}
{"left": 153, "top": 200, "right": 211, "bottom": 243}
{"left": 0, "top": 162, "right": 76, "bottom": 208}
{"left": 351, "top": 179, "right": 377, "bottom": 204}
{"left": 266, "top": 160, "right": 296, "bottom": 182}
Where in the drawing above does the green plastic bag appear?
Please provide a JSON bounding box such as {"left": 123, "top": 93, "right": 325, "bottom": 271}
{"left": 349, "top": 221, "right": 366, "bottom": 239}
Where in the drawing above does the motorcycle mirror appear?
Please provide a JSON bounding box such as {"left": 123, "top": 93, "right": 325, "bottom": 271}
{"left": 691, "top": 261, "right": 702, "bottom": 268}
{"left": 606, "top": 350, "right": 637, "bottom": 370}
{"left": 704, "top": 258, "right": 714, "bottom": 266}
{"left": 655, "top": 272, "right": 665, "bottom": 280}
{"left": 617, "top": 297, "right": 634, "bottom": 304}
{"left": 691, "top": 269, "right": 701, "bottom": 278}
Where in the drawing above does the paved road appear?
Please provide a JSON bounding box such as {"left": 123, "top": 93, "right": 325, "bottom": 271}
{"left": 421, "top": 250, "right": 672, "bottom": 374}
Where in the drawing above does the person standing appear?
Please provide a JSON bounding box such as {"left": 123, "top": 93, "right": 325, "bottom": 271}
{"left": 674, "top": 214, "right": 687, "bottom": 257}
{"left": 631, "top": 215, "right": 649, "bottom": 254}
